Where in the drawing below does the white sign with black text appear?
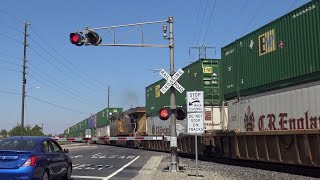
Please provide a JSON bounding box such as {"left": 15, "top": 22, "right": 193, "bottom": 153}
{"left": 187, "top": 112, "right": 204, "bottom": 134}
{"left": 187, "top": 91, "right": 204, "bottom": 135}
{"left": 187, "top": 91, "right": 204, "bottom": 112}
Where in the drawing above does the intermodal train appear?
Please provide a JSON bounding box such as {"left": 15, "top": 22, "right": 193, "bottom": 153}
{"left": 62, "top": 0, "right": 320, "bottom": 168}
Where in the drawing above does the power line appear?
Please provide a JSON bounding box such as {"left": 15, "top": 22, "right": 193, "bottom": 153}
{"left": 28, "top": 67, "right": 105, "bottom": 107}
{"left": 27, "top": 95, "right": 90, "bottom": 115}
{"left": 0, "top": 66, "right": 21, "bottom": 73}
{"left": 28, "top": 37, "right": 107, "bottom": 91}
{"left": 29, "top": 28, "right": 108, "bottom": 89}
{"left": 0, "top": 8, "right": 25, "bottom": 24}
{"left": 285, "top": 0, "right": 299, "bottom": 14}
{"left": 0, "top": 90, "right": 21, "bottom": 95}
{"left": 0, "top": 31, "right": 24, "bottom": 44}
{"left": 0, "top": 52, "right": 23, "bottom": 60}
{"left": 202, "top": 0, "right": 217, "bottom": 43}
{"left": 0, "top": 18, "right": 24, "bottom": 34}
{"left": 28, "top": 45, "right": 98, "bottom": 91}
{"left": 0, "top": 59, "right": 22, "bottom": 66}
{"left": 196, "top": 0, "right": 210, "bottom": 45}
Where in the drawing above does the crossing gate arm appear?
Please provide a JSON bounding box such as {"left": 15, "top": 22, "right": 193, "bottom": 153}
{"left": 54, "top": 136, "right": 164, "bottom": 141}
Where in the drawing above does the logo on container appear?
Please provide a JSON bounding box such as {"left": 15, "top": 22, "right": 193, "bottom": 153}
{"left": 244, "top": 106, "right": 255, "bottom": 131}
{"left": 258, "top": 29, "right": 276, "bottom": 56}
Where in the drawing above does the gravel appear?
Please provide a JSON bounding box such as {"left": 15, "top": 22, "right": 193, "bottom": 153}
{"left": 150, "top": 155, "right": 319, "bottom": 180}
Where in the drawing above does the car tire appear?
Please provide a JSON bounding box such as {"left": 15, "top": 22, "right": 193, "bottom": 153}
{"left": 63, "top": 164, "right": 72, "bottom": 180}
{"left": 42, "top": 170, "right": 49, "bottom": 180}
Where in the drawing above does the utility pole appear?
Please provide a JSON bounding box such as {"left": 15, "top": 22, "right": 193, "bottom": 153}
{"left": 41, "top": 123, "right": 44, "bottom": 133}
{"left": 189, "top": 46, "right": 216, "bottom": 60}
{"left": 21, "top": 22, "right": 29, "bottom": 135}
{"left": 107, "top": 85, "right": 110, "bottom": 122}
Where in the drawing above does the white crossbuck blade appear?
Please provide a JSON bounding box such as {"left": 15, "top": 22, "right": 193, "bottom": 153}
{"left": 159, "top": 69, "right": 185, "bottom": 94}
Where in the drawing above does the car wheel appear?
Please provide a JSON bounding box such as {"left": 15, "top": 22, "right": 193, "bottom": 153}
{"left": 42, "top": 170, "right": 49, "bottom": 180}
{"left": 63, "top": 164, "right": 72, "bottom": 180}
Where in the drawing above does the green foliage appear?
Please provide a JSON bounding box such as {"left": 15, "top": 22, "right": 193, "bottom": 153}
{"left": 8, "top": 124, "right": 44, "bottom": 136}
{"left": 0, "top": 129, "right": 7, "bottom": 137}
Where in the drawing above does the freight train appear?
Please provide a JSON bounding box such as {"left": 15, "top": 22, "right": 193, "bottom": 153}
{"left": 62, "top": 0, "right": 320, "bottom": 168}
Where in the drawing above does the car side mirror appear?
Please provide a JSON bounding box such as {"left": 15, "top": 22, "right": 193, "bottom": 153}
{"left": 63, "top": 149, "right": 69, "bottom": 153}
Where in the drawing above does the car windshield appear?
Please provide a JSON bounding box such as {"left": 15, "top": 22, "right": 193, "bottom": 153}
{"left": 0, "top": 139, "right": 37, "bottom": 151}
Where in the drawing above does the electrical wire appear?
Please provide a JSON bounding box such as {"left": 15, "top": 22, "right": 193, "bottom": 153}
{"left": 29, "top": 28, "right": 108, "bottom": 89}
{"left": 0, "top": 18, "right": 24, "bottom": 34}
{"left": 0, "top": 90, "right": 21, "bottom": 95}
{"left": 0, "top": 52, "right": 23, "bottom": 60}
{"left": 0, "top": 32, "right": 24, "bottom": 44}
{"left": 196, "top": 0, "right": 210, "bottom": 46}
{"left": 28, "top": 46, "right": 94, "bottom": 90}
{"left": 0, "top": 66, "right": 21, "bottom": 73}
{"left": 28, "top": 37, "right": 107, "bottom": 91}
{"left": 0, "top": 59, "right": 22, "bottom": 66}
{"left": 27, "top": 67, "right": 105, "bottom": 107}
{"left": 27, "top": 95, "right": 91, "bottom": 115}
{"left": 0, "top": 8, "right": 25, "bottom": 24}
{"left": 285, "top": 0, "right": 299, "bottom": 14}
{"left": 202, "top": 0, "right": 217, "bottom": 44}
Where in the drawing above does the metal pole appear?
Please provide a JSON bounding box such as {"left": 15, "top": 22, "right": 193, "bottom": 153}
{"left": 195, "top": 134, "right": 198, "bottom": 177}
{"left": 21, "top": 22, "right": 29, "bottom": 136}
{"left": 168, "top": 16, "right": 178, "bottom": 172}
{"left": 107, "top": 85, "right": 110, "bottom": 124}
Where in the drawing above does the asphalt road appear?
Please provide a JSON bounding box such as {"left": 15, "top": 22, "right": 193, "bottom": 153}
{"left": 66, "top": 144, "right": 166, "bottom": 180}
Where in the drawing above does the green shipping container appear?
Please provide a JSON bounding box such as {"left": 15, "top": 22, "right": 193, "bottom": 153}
{"left": 222, "top": 0, "right": 320, "bottom": 100}
{"left": 146, "top": 59, "right": 221, "bottom": 116}
{"left": 96, "top": 107, "right": 123, "bottom": 128}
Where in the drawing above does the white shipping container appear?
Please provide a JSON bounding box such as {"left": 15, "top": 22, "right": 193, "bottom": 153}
{"left": 96, "top": 126, "right": 110, "bottom": 137}
{"left": 227, "top": 81, "right": 320, "bottom": 132}
{"left": 204, "top": 106, "right": 228, "bottom": 131}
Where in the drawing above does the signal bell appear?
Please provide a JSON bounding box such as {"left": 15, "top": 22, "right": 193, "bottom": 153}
{"left": 70, "top": 32, "right": 84, "bottom": 46}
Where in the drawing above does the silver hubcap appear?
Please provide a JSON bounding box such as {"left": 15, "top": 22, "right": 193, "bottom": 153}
{"left": 43, "top": 172, "right": 49, "bottom": 180}
{"left": 68, "top": 166, "right": 72, "bottom": 178}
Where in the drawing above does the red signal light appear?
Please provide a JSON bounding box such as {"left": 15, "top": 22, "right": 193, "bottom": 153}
{"left": 72, "top": 35, "right": 79, "bottom": 43}
{"left": 159, "top": 108, "right": 170, "bottom": 121}
{"left": 70, "top": 32, "right": 84, "bottom": 46}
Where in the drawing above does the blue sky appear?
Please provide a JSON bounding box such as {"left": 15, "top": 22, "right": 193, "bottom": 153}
{"left": 0, "top": 0, "right": 310, "bottom": 134}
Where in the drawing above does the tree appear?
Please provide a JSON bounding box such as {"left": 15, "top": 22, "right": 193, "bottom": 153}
{"left": 8, "top": 124, "right": 44, "bottom": 136}
{"left": 0, "top": 129, "right": 7, "bottom": 137}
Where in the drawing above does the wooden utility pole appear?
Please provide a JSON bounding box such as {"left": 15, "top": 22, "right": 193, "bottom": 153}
{"left": 21, "top": 22, "right": 29, "bottom": 135}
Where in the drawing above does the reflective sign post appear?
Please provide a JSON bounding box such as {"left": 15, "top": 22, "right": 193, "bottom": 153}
{"left": 187, "top": 91, "right": 204, "bottom": 177}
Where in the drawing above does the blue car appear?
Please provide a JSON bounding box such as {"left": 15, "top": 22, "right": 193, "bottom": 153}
{"left": 0, "top": 136, "right": 72, "bottom": 180}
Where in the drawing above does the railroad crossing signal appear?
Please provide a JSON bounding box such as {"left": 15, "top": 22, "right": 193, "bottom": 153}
{"left": 70, "top": 32, "right": 84, "bottom": 46}
{"left": 159, "top": 69, "right": 185, "bottom": 94}
{"left": 158, "top": 107, "right": 186, "bottom": 121}
{"left": 69, "top": 30, "right": 102, "bottom": 46}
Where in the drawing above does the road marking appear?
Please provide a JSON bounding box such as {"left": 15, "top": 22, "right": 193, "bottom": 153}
{"left": 103, "top": 156, "right": 140, "bottom": 180}
{"left": 71, "top": 175, "right": 104, "bottom": 179}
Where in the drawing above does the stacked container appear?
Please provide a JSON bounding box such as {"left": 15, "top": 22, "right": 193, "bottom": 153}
{"left": 222, "top": 0, "right": 320, "bottom": 100}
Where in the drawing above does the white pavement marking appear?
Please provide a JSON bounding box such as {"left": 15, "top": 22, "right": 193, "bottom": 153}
{"left": 71, "top": 175, "right": 104, "bottom": 179}
{"left": 103, "top": 156, "right": 140, "bottom": 180}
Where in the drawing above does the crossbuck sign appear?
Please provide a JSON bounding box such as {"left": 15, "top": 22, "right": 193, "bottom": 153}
{"left": 159, "top": 69, "right": 185, "bottom": 94}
